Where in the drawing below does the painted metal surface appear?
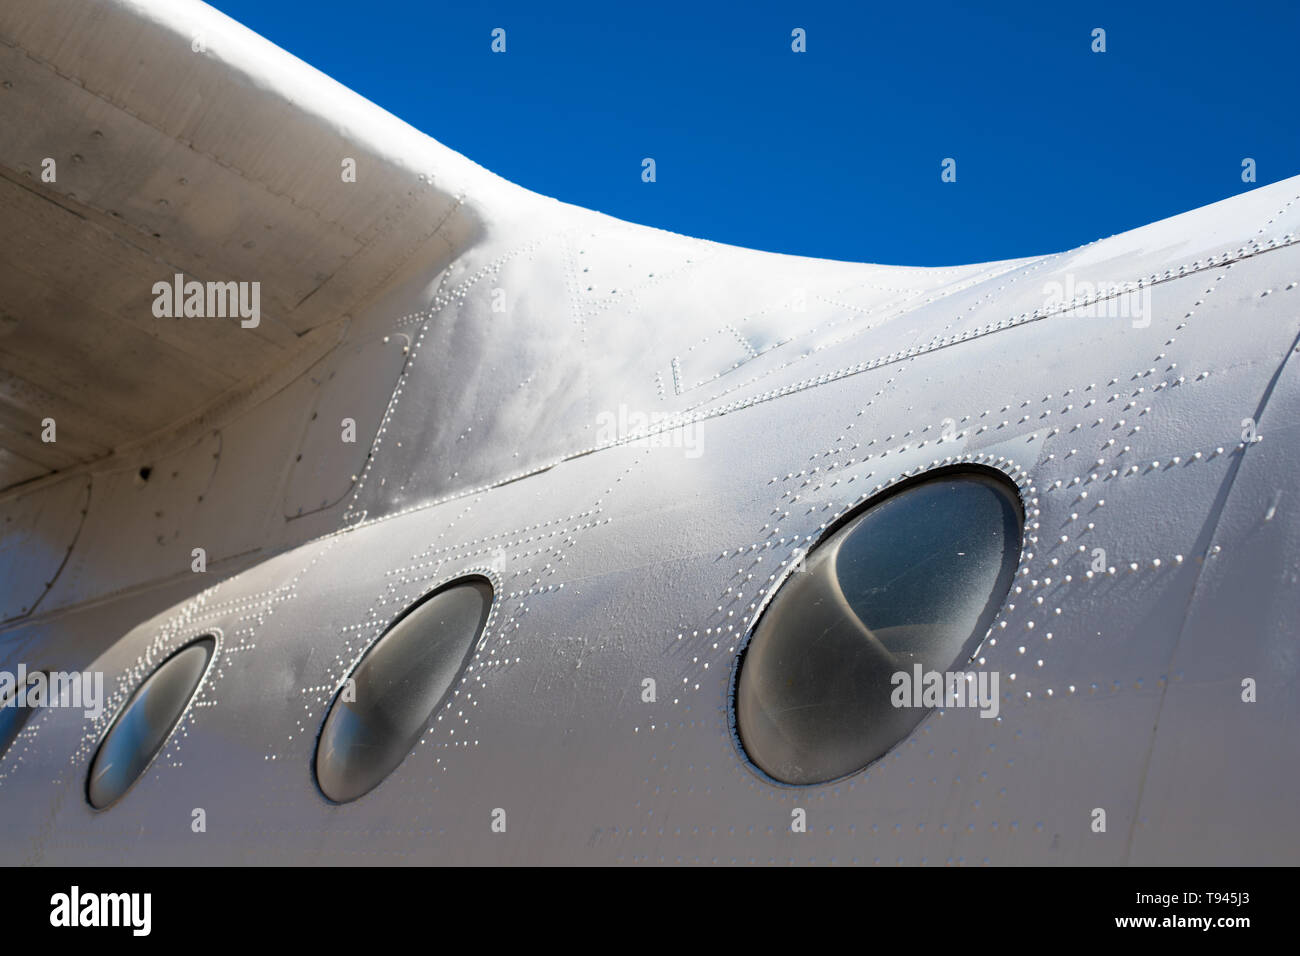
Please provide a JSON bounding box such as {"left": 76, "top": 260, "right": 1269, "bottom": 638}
{"left": 0, "top": 0, "right": 1296, "bottom": 864}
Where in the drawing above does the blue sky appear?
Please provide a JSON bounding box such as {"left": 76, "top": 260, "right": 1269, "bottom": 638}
{"left": 209, "top": 0, "right": 1299, "bottom": 266}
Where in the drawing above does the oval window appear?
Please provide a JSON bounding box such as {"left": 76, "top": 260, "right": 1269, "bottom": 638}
{"left": 315, "top": 576, "right": 493, "bottom": 804}
{"left": 734, "top": 470, "right": 1022, "bottom": 785}
{"left": 87, "top": 637, "right": 215, "bottom": 809}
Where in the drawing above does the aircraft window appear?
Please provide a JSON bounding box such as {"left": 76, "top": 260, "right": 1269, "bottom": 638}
{"left": 734, "top": 470, "right": 1022, "bottom": 785}
{"left": 87, "top": 637, "right": 215, "bottom": 809}
{"left": 315, "top": 576, "right": 493, "bottom": 804}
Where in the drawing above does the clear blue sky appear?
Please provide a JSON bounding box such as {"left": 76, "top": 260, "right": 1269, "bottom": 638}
{"left": 208, "top": 0, "right": 1298, "bottom": 266}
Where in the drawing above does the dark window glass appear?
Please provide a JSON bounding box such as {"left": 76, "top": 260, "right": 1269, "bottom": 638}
{"left": 87, "top": 637, "right": 215, "bottom": 809}
{"left": 735, "top": 472, "right": 1022, "bottom": 785}
{"left": 315, "top": 577, "right": 492, "bottom": 804}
